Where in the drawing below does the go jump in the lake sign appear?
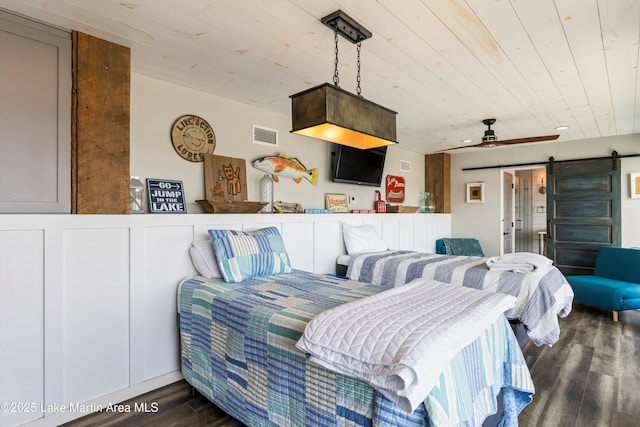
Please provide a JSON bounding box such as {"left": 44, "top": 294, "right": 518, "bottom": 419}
{"left": 146, "top": 179, "right": 187, "bottom": 213}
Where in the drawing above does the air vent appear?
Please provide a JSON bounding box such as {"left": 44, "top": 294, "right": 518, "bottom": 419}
{"left": 400, "top": 160, "right": 411, "bottom": 172}
{"left": 253, "top": 125, "right": 278, "bottom": 146}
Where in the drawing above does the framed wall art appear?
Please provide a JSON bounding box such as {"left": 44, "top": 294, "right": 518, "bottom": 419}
{"left": 631, "top": 172, "right": 640, "bottom": 199}
{"left": 466, "top": 182, "right": 484, "bottom": 204}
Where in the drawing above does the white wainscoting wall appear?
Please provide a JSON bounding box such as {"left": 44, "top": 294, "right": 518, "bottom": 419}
{"left": 0, "top": 212, "right": 450, "bottom": 426}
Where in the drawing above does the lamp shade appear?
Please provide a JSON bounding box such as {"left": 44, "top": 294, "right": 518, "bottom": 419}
{"left": 290, "top": 83, "right": 397, "bottom": 149}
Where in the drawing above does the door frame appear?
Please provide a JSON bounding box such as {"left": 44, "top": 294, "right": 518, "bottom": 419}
{"left": 501, "top": 164, "right": 547, "bottom": 255}
{"left": 501, "top": 170, "right": 515, "bottom": 255}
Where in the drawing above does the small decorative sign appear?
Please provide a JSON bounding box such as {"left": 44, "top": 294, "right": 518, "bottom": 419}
{"left": 325, "top": 193, "right": 348, "bottom": 213}
{"left": 204, "top": 154, "right": 248, "bottom": 202}
{"left": 146, "top": 179, "right": 187, "bottom": 213}
{"left": 386, "top": 175, "right": 405, "bottom": 203}
{"left": 170, "top": 114, "right": 216, "bottom": 162}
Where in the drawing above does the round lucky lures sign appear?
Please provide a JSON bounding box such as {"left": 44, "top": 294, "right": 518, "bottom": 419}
{"left": 170, "top": 114, "right": 216, "bottom": 162}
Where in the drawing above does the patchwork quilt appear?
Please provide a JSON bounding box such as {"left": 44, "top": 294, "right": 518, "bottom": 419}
{"left": 179, "top": 270, "right": 534, "bottom": 426}
{"left": 346, "top": 250, "right": 574, "bottom": 346}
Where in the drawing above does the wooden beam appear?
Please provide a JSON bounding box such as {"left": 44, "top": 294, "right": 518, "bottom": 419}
{"left": 72, "top": 32, "right": 130, "bottom": 214}
{"left": 425, "top": 153, "right": 450, "bottom": 213}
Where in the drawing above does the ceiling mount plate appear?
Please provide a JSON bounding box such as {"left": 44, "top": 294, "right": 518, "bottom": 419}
{"left": 321, "top": 10, "right": 372, "bottom": 44}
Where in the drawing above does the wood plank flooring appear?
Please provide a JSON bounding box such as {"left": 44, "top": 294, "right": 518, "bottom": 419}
{"left": 64, "top": 302, "right": 640, "bottom": 427}
{"left": 519, "top": 303, "right": 640, "bottom": 427}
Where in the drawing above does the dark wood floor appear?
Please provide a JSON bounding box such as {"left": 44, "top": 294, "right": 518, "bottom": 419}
{"left": 64, "top": 302, "right": 640, "bottom": 427}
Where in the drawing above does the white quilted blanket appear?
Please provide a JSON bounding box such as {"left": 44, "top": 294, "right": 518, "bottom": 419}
{"left": 295, "top": 278, "right": 517, "bottom": 412}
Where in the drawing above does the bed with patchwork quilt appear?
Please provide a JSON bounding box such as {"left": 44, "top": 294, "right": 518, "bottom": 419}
{"left": 179, "top": 270, "right": 535, "bottom": 426}
{"left": 344, "top": 250, "right": 574, "bottom": 347}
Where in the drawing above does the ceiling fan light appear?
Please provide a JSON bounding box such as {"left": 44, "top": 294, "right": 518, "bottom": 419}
{"left": 554, "top": 125, "right": 569, "bottom": 130}
{"left": 290, "top": 83, "right": 397, "bottom": 149}
{"left": 482, "top": 133, "right": 497, "bottom": 143}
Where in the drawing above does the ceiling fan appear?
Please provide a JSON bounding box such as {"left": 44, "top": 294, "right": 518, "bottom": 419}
{"left": 443, "top": 118, "right": 560, "bottom": 151}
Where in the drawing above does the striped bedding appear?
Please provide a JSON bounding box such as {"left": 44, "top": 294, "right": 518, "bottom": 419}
{"left": 346, "top": 251, "right": 574, "bottom": 346}
{"left": 179, "top": 270, "right": 534, "bottom": 426}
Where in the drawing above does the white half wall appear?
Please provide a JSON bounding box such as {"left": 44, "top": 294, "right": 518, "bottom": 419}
{"left": 0, "top": 212, "right": 449, "bottom": 426}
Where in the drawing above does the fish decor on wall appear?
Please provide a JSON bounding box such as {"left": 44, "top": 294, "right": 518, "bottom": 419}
{"left": 252, "top": 153, "right": 318, "bottom": 185}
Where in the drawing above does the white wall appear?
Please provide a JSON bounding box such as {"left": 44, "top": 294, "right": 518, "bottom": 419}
{"left": 130, "top": 73, "right": 426, "bottom": 212}
{"left": 450, "top": 134, "right": 640, "bottom": 256}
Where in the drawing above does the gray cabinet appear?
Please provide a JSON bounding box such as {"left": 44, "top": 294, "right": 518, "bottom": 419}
{"left": 0, "top": 11, "right": 71, "bottom": 213}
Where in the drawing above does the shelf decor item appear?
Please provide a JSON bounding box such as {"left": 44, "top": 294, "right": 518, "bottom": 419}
{"left": 198, "top": 154, "right": 268, "bottom": 214}
{"left": 273, "top": 201, "right": 303, "bottom": 213}
{"left": 195, "top": 200, "right": 267, "bottom": 213}
{"left": 386, "top": 175, "right": 405, "bottom": 203}
{"left": 325, "top": 193, "right": 348, "bottom": 213}
{"left": 374, "top": 190, "right": 386, "bottom": 213}
{"left": 129, "top": 176, "right": 145, "bottom": 213}
{"left": 386, "top": 205, "right": 419, "bottom": 213}
{"left": 260, "top": 174, "right": 274, "bottom": 213}
{"left": 418, "top": 192, "right": 436, "bottom": 213}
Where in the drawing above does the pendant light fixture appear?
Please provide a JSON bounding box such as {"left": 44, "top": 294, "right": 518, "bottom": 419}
{"left": 290, "top": 10, "right": 398, "bottom": 150}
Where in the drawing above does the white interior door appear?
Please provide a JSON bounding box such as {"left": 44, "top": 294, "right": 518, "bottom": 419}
{"left": 502, "top": 171, "right": 514, "bottom": 254}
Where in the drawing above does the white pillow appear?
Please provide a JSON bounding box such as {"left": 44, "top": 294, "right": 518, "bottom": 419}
{"left": 342, "top": 223, "right": 388, "bottom": 255}
{"left": 189, "top": 240, "right": 222, "bottom": 279}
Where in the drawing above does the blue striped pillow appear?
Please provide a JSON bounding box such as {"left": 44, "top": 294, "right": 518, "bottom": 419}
{"left": 208, "top": 227, "right": 292, "bottom": 282}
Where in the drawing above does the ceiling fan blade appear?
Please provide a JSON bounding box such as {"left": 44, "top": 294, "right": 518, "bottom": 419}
{"left": 437, "top": 132, "right": 560, "bottom": 152}
{"left": 494, "top": 134, "right": 559, "bottom": 145}
{"left": 436, "top": 142, "right": 485, "bottom": 152}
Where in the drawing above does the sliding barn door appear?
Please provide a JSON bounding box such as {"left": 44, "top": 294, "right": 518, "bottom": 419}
{"left": 546, "top": 158, "right": 621, "bottom": 276}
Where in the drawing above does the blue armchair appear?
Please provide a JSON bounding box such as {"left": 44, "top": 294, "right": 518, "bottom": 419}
{"left": 566, "top": 246, "right": 640, "bottom": 321}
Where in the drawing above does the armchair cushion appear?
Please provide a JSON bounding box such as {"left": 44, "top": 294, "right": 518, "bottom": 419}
{"left": 593, "top": 246, "right": 640, "bottom": 284}
{"left": 567, "top": 275, "right": 640, "bottom": 311}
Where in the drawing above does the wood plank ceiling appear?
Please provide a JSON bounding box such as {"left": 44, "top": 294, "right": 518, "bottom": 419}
{"left": 1, "top": 0, "right": 638, "bottom": 154}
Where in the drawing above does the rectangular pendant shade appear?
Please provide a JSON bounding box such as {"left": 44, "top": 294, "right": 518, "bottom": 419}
{"left": 290, "top": 83, "right": 397, "bottom": 149}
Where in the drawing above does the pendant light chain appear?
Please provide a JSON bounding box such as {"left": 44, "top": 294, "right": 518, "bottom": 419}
{"left": 332, "top": 24, "right": 363, "bottom": 95}
{"left": 291, "top": 11, "right": 397, "bottom": 149}
{"left": 333, "top": 26, "right": 340, "bottom": 86}
{"left": 356, "top": 39, "right": 362, "bottom": 95}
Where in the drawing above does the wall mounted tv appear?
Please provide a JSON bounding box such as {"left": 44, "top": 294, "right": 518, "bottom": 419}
{"left": 331, "top": 145, "right": 387, "bottom": 187}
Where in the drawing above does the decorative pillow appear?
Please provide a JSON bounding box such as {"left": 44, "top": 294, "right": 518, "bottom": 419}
{"left": 189, "top": 240, "right": 222, "bottom": 279}
{"left": 209, "top": 227, "right": 292, "bottom": 282}
{"left": 342, "top": 223, "right": 388, "bottom": 255}
{"left": 208, "top": 226, "right": 281, "bottom": 242}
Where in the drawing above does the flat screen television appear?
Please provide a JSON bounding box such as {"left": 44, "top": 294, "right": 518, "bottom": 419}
{"left": 331, "top": 145, "right": 387, "bottom": 187}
